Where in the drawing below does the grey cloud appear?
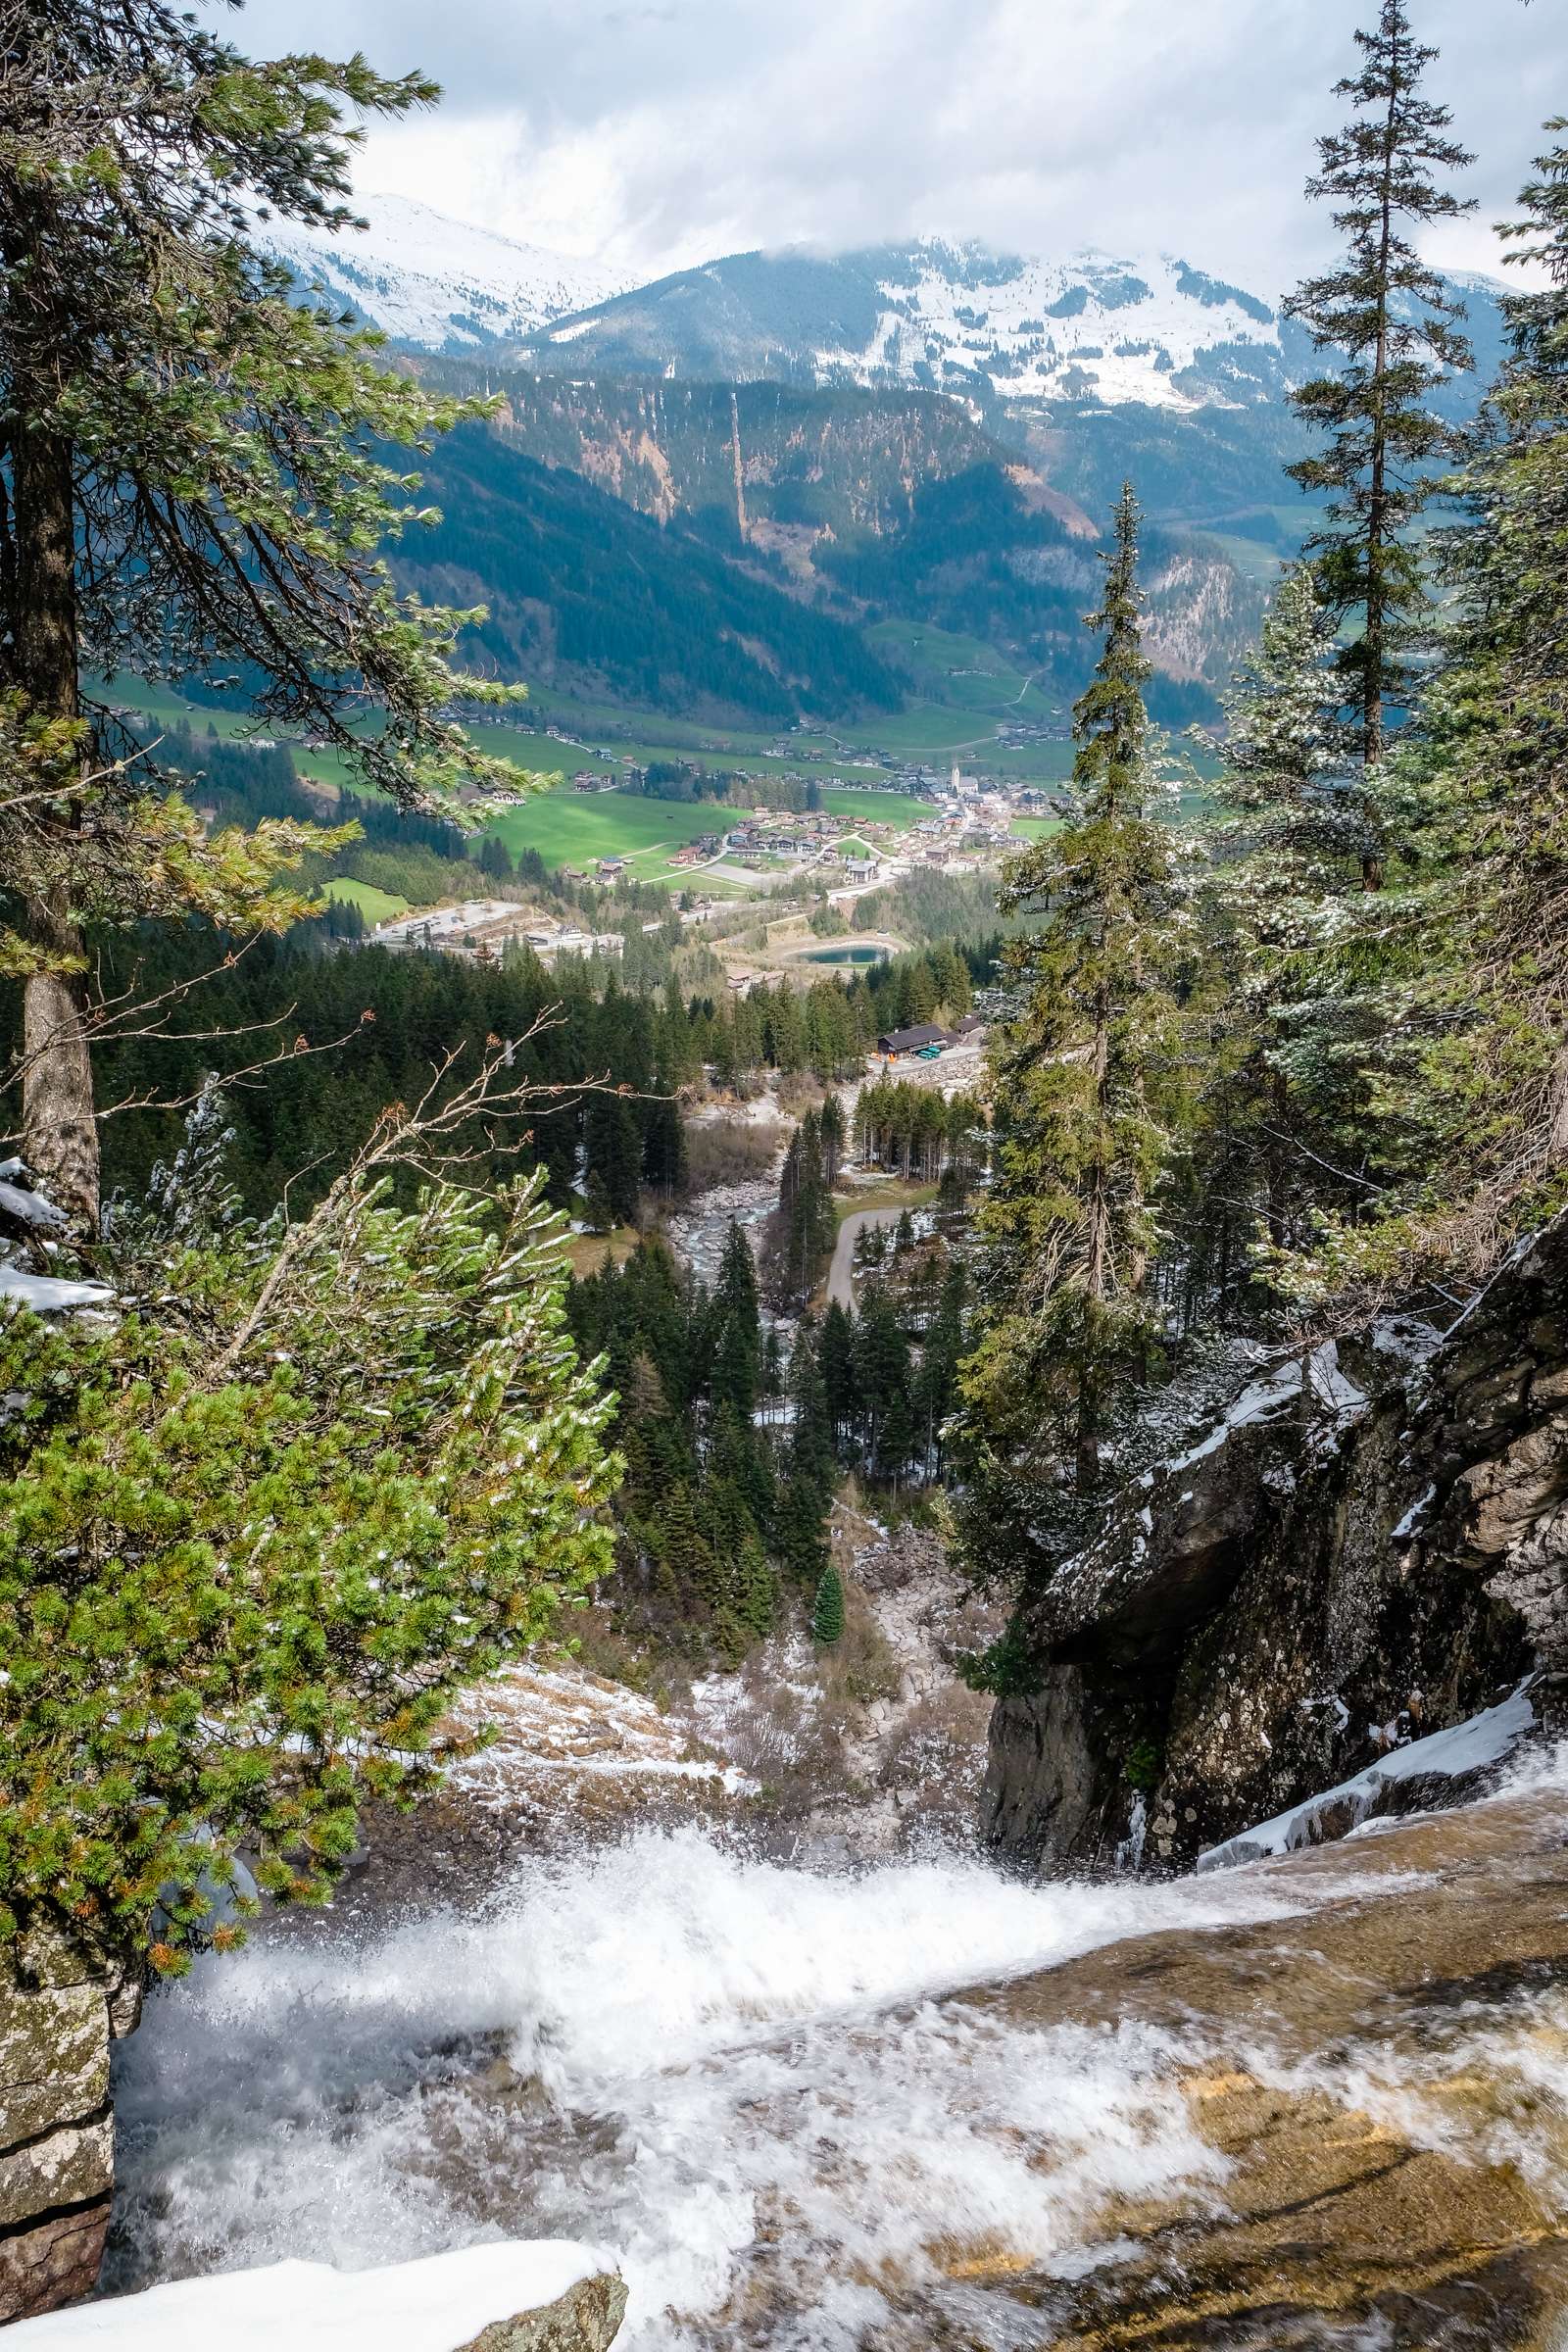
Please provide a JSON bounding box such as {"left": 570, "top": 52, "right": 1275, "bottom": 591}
{"left": 227, "top": 0, "right": 1567, "bottom": 289}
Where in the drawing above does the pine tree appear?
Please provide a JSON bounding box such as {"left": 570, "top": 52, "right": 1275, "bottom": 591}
{"left": 962, "top": 484, "right": 1184, "bottom": 1492}
{"left": 775, "top": 1111, "right": 837, "bottom": 1302}
{"left": 1285, "top": 0, "right": 1475, "bottom": 883}
{"left": 818, "top": 1091, "right": 847, "bottom": 1185}
{"left": 585, "top": 1093, "right": 642, "bottom": 1228}
{"left": 1289, "top": 120, "right": 1568, "bottom": 1291}
{"left": 818, "top": 1300, "right": 858, "bottom": 1455}
{"left": 710, "top": 1219, "right": 763, "bottom": 1419}
{"left": 811, "top": 1562, "right": 846, "bottom": 1646}
{"left": 854, "top": 1281, "right": 914, "bottom": 1480}
{"left": 0, "top": 1159, "right": 617, "bottom": 1962}
{"left": 787, "top": 1322, "right": 836, "bottom": 1495}
{"left": 915, "top": 1255, "right": 966, "bottom": 1478}
{"left": 1204, "top": 564, "right": 1376, "bottom": 1251}
{"left": 0, "top": 10, "right": 537, "bottom": 1224}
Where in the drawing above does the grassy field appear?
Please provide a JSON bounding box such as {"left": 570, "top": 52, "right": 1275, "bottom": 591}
{"left": 560, "top": 1224, "right": 640, "bottom": 1279}
{"left": 817, "top": 788, "right": 927, "bottom": 829}
{"left": 833, "top": 1179, "right": 941, "bottom": 1230}
{"left": 319, "top": 877, "right": 410, "bottom": 921}
{"left": 485, "top": 788, "right": 725, "bottom": 875}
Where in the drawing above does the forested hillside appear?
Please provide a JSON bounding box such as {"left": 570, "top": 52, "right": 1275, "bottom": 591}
{"left": 392, "top": 423, "right": 904, "bottom": 722}
{"left": 403, "top": 382, "right": 1260, "bottom": 721}
{"left": 821, "top": 463, "right": 1262, "bottom": 719}
{"left": 422, "top": 363, "right": 1021, "bottom": 541}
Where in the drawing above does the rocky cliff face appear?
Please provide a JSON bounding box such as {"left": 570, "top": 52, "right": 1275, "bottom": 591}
{"left": 984, "top": 1217, "right": 1568, "bottom": 1874}
{"left": 0, "top": 1924, "right": 139, "bottom": 2322}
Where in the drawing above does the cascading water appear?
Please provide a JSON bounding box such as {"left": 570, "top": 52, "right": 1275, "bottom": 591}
{"left": 104, "top": 1760, "right": 1568, "bottom": 2352}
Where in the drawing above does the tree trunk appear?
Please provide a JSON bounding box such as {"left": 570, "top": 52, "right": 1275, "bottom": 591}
{"left": 12, "top": 411, "right": 98, "bottom": 1229}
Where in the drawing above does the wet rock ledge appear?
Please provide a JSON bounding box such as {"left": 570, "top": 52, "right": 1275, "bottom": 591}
{"left": 985, "top": 1213, "right": 1568, "bottom": 1871}
{"left": 0, "top": 1923, "right": 139, "bottom": 2324}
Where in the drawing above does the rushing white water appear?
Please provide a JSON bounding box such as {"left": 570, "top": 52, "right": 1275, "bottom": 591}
{"left": 108, "top": 1825, "right": 1402, "bottom": 2350}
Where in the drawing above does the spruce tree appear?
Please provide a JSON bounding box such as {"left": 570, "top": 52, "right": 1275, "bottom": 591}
{"left": 915, "top": 1255, "right": 966, "bottom": 1478}
{"left": 710, "top": 1219, "right": 763, "bottom": 1419}
{"left": 1296, "top": 120, "right": 1568, "bottom": 1290}
{"left": 962, "top": 484, "right": 1183, "bottom": 1492}
{"left": 0, "top": 8, "right": 537, "bottom": 1223}
{"left": 1285, "top": 0, "right": 1474, "bottom": 883}
{"left": 787, "top": 1322, "right": 836, "bottom": 1496}
{"left": 811, "top": 1562, "right": 846, "bottom": 1646}
{"left": 1205, "top": 564, "right": 1374, "bottom": 1250}
{"left": 818, "top": 1299, "right": 858, "bottom": 1454}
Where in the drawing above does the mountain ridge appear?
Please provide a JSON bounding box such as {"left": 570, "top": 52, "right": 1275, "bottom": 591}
{"left": 532, "top": 236, "right": 1300, "bottom": 414}
{"left": 256, "top": 191, "right": 632, "bottom": 350}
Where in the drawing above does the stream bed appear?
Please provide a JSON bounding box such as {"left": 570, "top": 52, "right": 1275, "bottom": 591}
{"left": 104, "top": 1752, "right": 1568, "bottom": 2351}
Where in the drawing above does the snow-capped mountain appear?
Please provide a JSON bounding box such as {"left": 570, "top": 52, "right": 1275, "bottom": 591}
{"left": 833, "top": 244, "right": 1286, "bottom": 410}
{"left": 256, "top": 193, "right": 632, "bottom": 351}
{"left": 528, "top": 238, "right": 1304, "bottom": 412}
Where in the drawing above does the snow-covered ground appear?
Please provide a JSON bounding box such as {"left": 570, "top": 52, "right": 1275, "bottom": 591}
{"left": 447, "top": 1664, "right": 756, "bottom": 1816}
{"left": 11, "top": 2243, "right": 607, "bottom": 2352}
{"left": 823, "top": 242, "right": 1282, "bottom": 412}
{"left": 257, "top": 193, "right": 630, "bottom": 350}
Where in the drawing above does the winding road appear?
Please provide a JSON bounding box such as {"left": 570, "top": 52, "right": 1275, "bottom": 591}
{"left": 826, "top": 1206, "right": 905, "bottom": 1309}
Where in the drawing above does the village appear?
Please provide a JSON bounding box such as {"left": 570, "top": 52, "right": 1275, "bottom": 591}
{"left": 362, "top": 762, "right": 1050, "bottom": 976}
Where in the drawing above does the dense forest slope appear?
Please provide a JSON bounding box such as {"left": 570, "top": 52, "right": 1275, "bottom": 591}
{"left": 410, "top": 369, "right": 1257, "bottom": 717}
{"left": 396, "top": 422, "right": 904, "bottom": 722}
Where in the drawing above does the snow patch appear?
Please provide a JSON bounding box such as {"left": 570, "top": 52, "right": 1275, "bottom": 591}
{"left": 0, "top": 1179, "right": 67, "bottom": 1230}
{"left": 0, "top": 1266, "right": 114, "bottom": 1314}
{"left": 1200, "top": 1685, "right": 1538, "bottom": 1870}
{"left": 257, "top": 192, "right": 631, "bottom": 351}
{"left": 6, "top": 2243, "right": 606, "bottom": 2352}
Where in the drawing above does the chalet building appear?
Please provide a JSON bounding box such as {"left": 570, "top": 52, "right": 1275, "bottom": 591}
{"left": 876, "top": 1022, "right": 948, "bottom": 1057}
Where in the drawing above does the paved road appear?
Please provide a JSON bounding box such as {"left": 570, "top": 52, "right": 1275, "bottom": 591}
{"left": 826, "top": 1206, "right": 905, "bottom": 1309}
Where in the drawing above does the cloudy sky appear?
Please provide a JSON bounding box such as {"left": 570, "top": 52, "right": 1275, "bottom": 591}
{"left": 236, "top": 0, "right": 1565, "bottom": 292}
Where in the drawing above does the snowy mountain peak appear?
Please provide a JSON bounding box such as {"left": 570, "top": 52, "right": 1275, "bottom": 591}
{"left": 833, "top": 241, "right": 1282, "bottom": 410}
{"left": 256, "top": 192, "right": 632, "bottom": 351}
{"left": 526, "top": 233, "right": 1297, "bottom": 412}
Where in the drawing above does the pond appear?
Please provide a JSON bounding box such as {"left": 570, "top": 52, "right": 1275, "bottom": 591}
{"left": 802, "top": 944, "right": 890, "bottom": 965}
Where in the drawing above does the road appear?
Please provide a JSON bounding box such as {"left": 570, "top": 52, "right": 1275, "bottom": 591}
{"left": 826, "top": 1206, "right": 906, "bottom": 1309}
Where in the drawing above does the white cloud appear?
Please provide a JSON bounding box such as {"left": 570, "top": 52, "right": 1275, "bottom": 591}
{"left": 230, "top": 0, "right": 1566, "bottom": 291}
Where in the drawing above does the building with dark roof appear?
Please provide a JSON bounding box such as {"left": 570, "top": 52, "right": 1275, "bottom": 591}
{"left": 876, "top": 1023, "right": 949, "bottom": 1057}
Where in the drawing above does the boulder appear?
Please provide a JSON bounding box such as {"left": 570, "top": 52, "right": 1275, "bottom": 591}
{"left": 0, "top": 1923, "right": 136, "bottom": 2325}
{"left": 984, "top": 1216, "right": 1568, "bottom": 1872}
{"left": 456, "top": 2273, "right": 628, "bottom": 2352}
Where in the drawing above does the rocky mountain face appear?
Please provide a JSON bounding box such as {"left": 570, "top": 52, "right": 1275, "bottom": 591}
{"left": 416, "top": 368, "right": 1258, "bottom": 713}
{"left": 422, "top": 363, "right": 1014, "bottom": 542}
{"left": 985, "top": 1217, "right": 1568, "bottom": 1875}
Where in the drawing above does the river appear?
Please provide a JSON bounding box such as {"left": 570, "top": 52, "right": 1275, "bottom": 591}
{"left": 103, "top": 1750, "right": 1568, "bottom": 2351}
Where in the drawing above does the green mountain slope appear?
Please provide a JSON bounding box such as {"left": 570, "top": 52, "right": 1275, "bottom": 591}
{"left": 398, "top": 423, "right": 905, "bottom": 724}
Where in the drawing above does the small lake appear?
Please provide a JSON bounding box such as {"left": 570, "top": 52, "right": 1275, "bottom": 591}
{"left": 802, "top": 944, "right": 890, "bottom": 965}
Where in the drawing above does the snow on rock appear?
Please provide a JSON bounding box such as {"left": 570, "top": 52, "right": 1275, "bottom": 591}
{"left": 0, "top": 1266, "right": 114, "bottom": 1315}
{"left": 0, "top": 1179, "right": 67, "bottom": 1231}
{"left": 257, "top": 193, "right": 631, "bottom": 351}
{"left": 6, "top": 2243, "right": 616, "bottom": 2352}
{"left": 836, "top": 243, "right": 1282, "bottom": 412}
{"left": 1199, "top": 1684, "right": 1538, "bottom": 1871}
{"left": 445, "top": 1662, "right": 752, "bottom": 1816}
